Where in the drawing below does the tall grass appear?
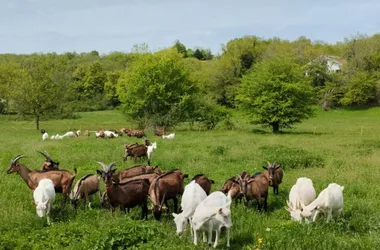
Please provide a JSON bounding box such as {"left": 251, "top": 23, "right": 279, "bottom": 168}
{"left": 1, "top": 108, "right": 380, "bottom": 249}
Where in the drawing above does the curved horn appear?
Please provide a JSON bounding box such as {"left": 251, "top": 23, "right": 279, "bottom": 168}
{"left": 160, "top": 193, "right": 166, "bottom": 209}
{"left": 108, "top": 162, "right": 116, "bottom": 170}
{"left": 11, "top": 155, "right": 27, "bottom": 164}
{"left": 37, "top": 151, "right": 52, "bottom": 161}
{"left": 96, "top": 162, "right": 108, "bottom": 172}
{"left": 267, "top": 161, "right": 272, "bottom": 167}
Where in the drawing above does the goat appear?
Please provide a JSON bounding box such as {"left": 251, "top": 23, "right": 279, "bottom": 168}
{"left": 7, "top": 155, "right": 77, "bottom": 200}
{"left": 125, "top": 129, "right": 146, "bottom": 138}
{"left": 70, "top": 174, "right": 101, "bottom": 209}
{"left": 148, "top": 169, "right": 186, "bottom": 220}
{"left": 83, "top": 130, "right": 90, "bottom": 136}
{"left": 172, "top": 180, "right": 207, "bottom": 236}
{"left": 238, "top": 171, "right": 270, "bottom": 212}
{"left": 191, "top": 191, "right": 232, "bottom": 248}
{"left": 62, "top": 131, "right": 79, "bottom": 138}
{"left": 41, "top": 129, "right": 49, "bottom": 141}
{"left": 122, "top": 143, "right": 148, "bottom": 164}
{"left": 119, "top": 172, "right": 160, "bottom": 185}
{"left": 104, "top": 130, "right": 119, "bottom": 138}
{"left": 95, "top": 130, "right": 105, "bottom": 138}
{"left": 300, "top": 183, "right": 344, "bottom": 223}
{"left": 285, "top": 177, "right": 316, "bottom": 222}
{"left": 96, "top": 162, "right": 149, "bottom": 219}
{"left": 162, "top": 133, "right": 175, "bottom": 140}
{"left": 116, "top": 165, "right": 163, "bottom": 183}
{"left": 147, "top": 142, "right": 157, "bottom": 163}
{"left": 33, "top": 179, "right": 56, "bottom": 225}
{"left": 154, "top": 127, "right": 165, "bottom": 136}
{"left": 38, "top": 151, "right": 60, "bottom": 171}
{"left": 263, "top": 162, "right": 283, "bottom": 194}
{"left": 192, "top": 174, "right": 215, "bottom": 195}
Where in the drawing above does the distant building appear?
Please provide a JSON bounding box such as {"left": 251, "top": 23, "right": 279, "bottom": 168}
{"left": 306, "top": 55, "right": 345, "bottom": 76}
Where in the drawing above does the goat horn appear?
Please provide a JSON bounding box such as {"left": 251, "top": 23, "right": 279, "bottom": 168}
{"left": 160, "top": 193, "right": 166, "bottom": 208}
{"left": 267, "top": 161, "right": 272, "bottom": 167}
{"left": 96, "top": 161, "right": 109, "bottom": 172}
{"left": 108, "top": 162, "right": 116, "bottom": 170}
{"left": 37, "top": 151, "right": 52, "bottom": 161}
{"left": 11, "top": 155, "right": 26, "bottom": 164}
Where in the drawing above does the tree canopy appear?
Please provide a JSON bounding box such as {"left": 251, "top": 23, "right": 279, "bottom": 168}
{"left": 237, "top": 55, "right": 314, "bottom": 132}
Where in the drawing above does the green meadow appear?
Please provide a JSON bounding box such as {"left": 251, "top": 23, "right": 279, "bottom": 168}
{"left": 1, "top": 108, "right": 380, "bottom": 250}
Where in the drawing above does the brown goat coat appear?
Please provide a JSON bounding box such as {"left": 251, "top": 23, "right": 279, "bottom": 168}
{"left": 269, "top": 167, "right": 283, "bottom": 194}
{"left": 241, "top": 171, "right": 270, "bottom": 211}
{"left": 7, "top": 162, "right": 76, "bottom": 198}
{"left": 119, "top": 172, "right": 160, "bottom": 185}
{"left": 148, "top": 170, "right": 185, "bottom": 220}
{"left": 71, "top": 174, "right": 100, "bottom": 203}
{"left": 191, "top": 174, "right": 214, "bottom": 195}
{"left": 117, "top": 165, "right": 162, "bottom": 182}
{"left": 105, "top": 179, "right": 150, "bottom": 219}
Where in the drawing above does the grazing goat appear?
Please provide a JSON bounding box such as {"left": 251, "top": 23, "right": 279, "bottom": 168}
{"left": 96, "top": 162, "right": 149, "bottom": 219}
{"left": 119, "top": 172, "right": 160, "bottom": 185}
{"left": 62, "top": 131, "right": 79, "bottom": 138}
{"left": 148, "top": 169, "right": 186, "bottom": 220}
{"left": 117, "top": 165, "right": 163, "bottom": 183}
{"left": 103, "top": 130, "right": 119, "bottom": 138}
{"left": 122, "top": 143, "right": 149, "bottom": 164}
{"left": 263, "top": 162, "right": 283, "bottom": 194}
{"left": 172, "top": 180, "right": 207, "bottom": 236}
{"left": 38, "top": 151, "right": 60, "bottom": 171}
{"left": 124, "top": 129, "right": 146, "bottom": 138}
{"left": 191, "top": 191, "right": 232, "bottom": 248}
{"left": 162, "top": 133, "right": 175, "bottom": 140}
{"left": 7, "top": 155, "right": 77, "bottom": 200}
{"left": 147, "top": 142, "right": 157, "bottom": 163}
{"left": 154, "top": 127, "right": 165, "bottom": 136}
{"left": 41, "top": 129, "right": 49, "bottom": 141}
{"left": 192, "top": 174, "right": 215, "bottom": 195}
{"left": 285, "top": 177, "right": 316, "bottom": 222}
{"left": 300, "top": 183, "right": 344, "bottom": 223}
{"left": 238, "top": 171, "right": 270, "bottom": 212}
{"left": 33, "top": 179, "right": 56, "bottom": 225}
{"left": 95, "top": 130, "right": 105, "bottom": 138}
{"left": 70, "top": 174, "right": 101, "bottom": 209}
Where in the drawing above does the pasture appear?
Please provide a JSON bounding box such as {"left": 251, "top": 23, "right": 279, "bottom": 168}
{"left": 1, "top": 108, "right": 380, "bottom": 249}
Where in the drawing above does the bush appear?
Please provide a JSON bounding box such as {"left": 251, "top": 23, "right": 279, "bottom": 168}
{"left": 259, "top": 145, "right": 324, "bottom": 169}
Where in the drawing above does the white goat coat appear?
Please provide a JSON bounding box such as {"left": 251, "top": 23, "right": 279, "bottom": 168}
{"left": 147, "top": 142, "right": 157, "bottom": 160}
{"left": 42, "top": 132, "right": 49, "bottom": 141}
{"left": 192, "top": 191, "right": 232, "bottom": 248}
{"left": 62, "top": 131, "right": 77, "bottom": 138}
{"left": 287, "top": 177, "right": 316, "bottom": 221}
{"left": 33, "top": 179, "right": 56, "bottom": 223}
{"left": 104, "top": 130, "right": 118, "bottom": 138}
{"left": 173, "top": 180, "right": 207, "bottom": 235}
{"left": 162, "top": 133, "right": 175, "bottom": 139}
{"left": 301, "top": 183, "right": 344, "bottom": 222}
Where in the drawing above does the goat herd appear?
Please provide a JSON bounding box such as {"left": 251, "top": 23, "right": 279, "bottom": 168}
{"left": 6, "top": 128, "right": 345, "bottom": 248}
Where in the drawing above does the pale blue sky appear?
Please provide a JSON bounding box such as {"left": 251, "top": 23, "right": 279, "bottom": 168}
{"left": 1, "top": 0, "right": 379, "bottom": 55}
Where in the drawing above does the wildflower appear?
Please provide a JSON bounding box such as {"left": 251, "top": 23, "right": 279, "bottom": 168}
{"left": 258, "top": 238, "right": 263, "bottom": 244}
{"left": 266, "top": 227, "right": 271, "bottom": 232}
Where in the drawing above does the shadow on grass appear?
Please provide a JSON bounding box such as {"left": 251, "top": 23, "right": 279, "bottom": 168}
{"left": 251, "top": 129, "right": 327, "bottom": 136}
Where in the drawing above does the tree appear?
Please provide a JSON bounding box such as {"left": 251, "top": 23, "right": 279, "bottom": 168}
{"left": 8, "top": 54, "right": 68, "bottom": 129}
{"left": 173, "top": 40, "right": 187, "bottom": 58}
{"left": 340, "top": 71, "right": 378, "bottom": 106}
{"left": 237, "top": 55, "right": 314, "bottom": 133}
{"left": 117, "top": 49, "right": 198, "bottom": 127}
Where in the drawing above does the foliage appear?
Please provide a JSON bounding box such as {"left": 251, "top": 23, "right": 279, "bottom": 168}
{"left": 237, "top": 55, "right": 314, "bottom": 132}
{"left": 117, "top": 49, "right": 199, "bottom": 127}
{"left": 340, "top": 71, "right": 378, "bottom": 106}
{"left": 192, "top": 97, "right": 231, "bottom": 130}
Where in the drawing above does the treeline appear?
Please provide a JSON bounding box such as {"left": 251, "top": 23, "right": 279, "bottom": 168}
{"left": 0, "top": 34, "right": 379, "bottom": 130}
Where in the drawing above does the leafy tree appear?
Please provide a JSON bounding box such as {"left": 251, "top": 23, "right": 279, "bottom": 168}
{"left": 193, "top": 49, "right": 205, "bottom": 60}
{"left": 117, "top": 49, "right": 198, "bottom": 127}
{"left": 340, "top": 71, "right": 378, "bottom": 106}
{"left": 237, "top": 55, "right": 314, "bottom": 133}
{"left": 173, "top": 40, "right": 188, "bottom": 58}
{"left": 8, "top": 54, "right": 68, "bottom": 129}
{"left": 104, "top": 70, "right": 122, "bottom": 107}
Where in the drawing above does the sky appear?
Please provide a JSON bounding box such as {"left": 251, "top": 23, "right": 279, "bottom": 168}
{"left": 0, "top": 0, "right": 379, "bottom": 55}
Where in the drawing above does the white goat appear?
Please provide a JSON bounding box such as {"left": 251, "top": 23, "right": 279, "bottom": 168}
{"left": 285, "top": 177, "right": 316, "bottom": 222}
{"left": 41, "top": 129, "right": 49, "bottom": 141}
{"left": 103, "top": 130, "right": 119, "bottom": 138}
{"left": 33, "top": 179, "right": 56, "bottom": 225}
{"left": 172, "top": 180, "right": 207, "bottom": 236}
{"left": 300, "top": 183, "right": 344, "bottom": 223}
{"left": 62, "top": 131, "right": 78, "bottom": 138}
{"left": 191, "top": 191, "right": 232, "bottom": 248}
{"left": 147, "top": 142, "right": 157, "bottom": 162}
{"left": 162, "top": 133, "right": 175, "bottom": 139}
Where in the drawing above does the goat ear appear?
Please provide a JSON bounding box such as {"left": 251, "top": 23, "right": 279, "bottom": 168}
{"left": 210, "top": 179, "right": 215, "bottom": 184}
{"left": 96, "top": 170, "right": 103, "bottom": 176}
{"left": 262, "top": 166, "right": 268, "bottom": 170}
{"left": 112, "top": 168, "right": 117, "bottom": 173}
{"left": 183, "top": 174, "right": 189, "bottom": 178}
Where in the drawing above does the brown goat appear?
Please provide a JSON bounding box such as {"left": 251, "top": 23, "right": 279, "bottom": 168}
{"left": 125, "top": 129, "right": 146, "bottom": 138}
{"left": 83, "top": 130, "right": 90, "bottom": 136}
{"left": 117, "top": 165, "right": 163, "bottom": 183}
{"left": 154, "top": 128, "right": 165, "bottom": 136}
{"left": 221, "top": 177, "right": 243, "bottom": 204}
{"left": 119, "top": 172, "right": 160, "bottom": 185}
{"left": 96, "top": 162, "right": 149, "bottom": 219}
{"left": 148, "top": 169, "right": 186, "bottom": 220}
{"left": 191, "top": 174, "right": 215, "bottom": 195}
{"left": 263, "top": 162, "right": 283, "bottom": 195}
{"left": 70, "top": 174, "right": 101, "bottom": 209}
{"left": 38, "top": 151, "right": 60, "bottom": 171}
{"left": 7, "top": 155, "right": 77, "bottom": 200}
{"left": 238, "top": 171, "right": 270, "bottom": 212}
{"left": 122, "top": 143, "right": 148, "bottom": 163}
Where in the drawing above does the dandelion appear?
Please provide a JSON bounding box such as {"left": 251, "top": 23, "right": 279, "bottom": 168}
{"left": 258, "top": 238, "right": 263, "bottom": 244}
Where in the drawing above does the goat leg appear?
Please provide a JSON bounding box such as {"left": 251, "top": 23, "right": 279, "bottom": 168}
{"left": 213, "top": 229, "right": 220, "bottom": 248}
{"left": 226, "top": 228, "right": 230, "bottom": 248}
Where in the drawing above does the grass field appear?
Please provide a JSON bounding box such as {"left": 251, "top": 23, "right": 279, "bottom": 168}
{"left": 1, "top": 108, "right": 380, "bottom": 250}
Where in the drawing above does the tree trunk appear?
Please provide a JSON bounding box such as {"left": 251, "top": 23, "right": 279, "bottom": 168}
{"left": 272, "top": 122, "right": 279, "bottom": 133}
{"left": 36, "top": 116, "right": 40, "bottom": 130}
